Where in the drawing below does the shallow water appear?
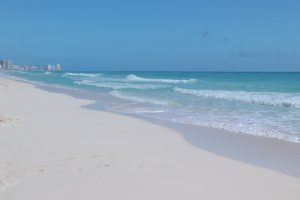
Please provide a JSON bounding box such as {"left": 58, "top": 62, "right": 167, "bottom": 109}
{"left": 2, "top": 70, "right": 300, "bottom": 143}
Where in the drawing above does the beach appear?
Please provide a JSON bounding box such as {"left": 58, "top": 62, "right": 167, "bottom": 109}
{"left": 1, "top": 76, "right": 300, "bottom": 200}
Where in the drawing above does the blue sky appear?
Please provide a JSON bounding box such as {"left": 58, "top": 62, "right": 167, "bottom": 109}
{"left": 0, "top": 0, "right": 300, "bottom": 71}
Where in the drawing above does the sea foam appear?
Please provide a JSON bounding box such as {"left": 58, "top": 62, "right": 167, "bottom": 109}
{"left": 74, "top": 80, "right": 165, "bottom": 90}
{"left": 110, "top": 90, "right": 169, "bottom": 105}
{"left": 170, "top": 118, "right": 300, "bottom": 143}
{"left": 174, "top": 87, "right": 300, "bottom": 107}
{"left": 126, "top": 74, "right": 196, "bottom": 84}
{"left": 63, "top": 72, "right": 102, "bottom": 78}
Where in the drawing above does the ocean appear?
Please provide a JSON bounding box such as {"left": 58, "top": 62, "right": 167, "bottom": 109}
{"left": 2, "top": 70, "right": 300, "bottom": 143}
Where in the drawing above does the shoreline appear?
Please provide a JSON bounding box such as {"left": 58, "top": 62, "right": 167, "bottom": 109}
{"left": 4, "top": 71, "right": 300, "bottom": 143}
{"left": 1, "top": 76, "right": 300, "bottom": 199}
{"left": 33, "top": 77, "right": 300, "bottom": 177}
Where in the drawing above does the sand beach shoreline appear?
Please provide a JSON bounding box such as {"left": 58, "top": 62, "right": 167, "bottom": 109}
{"left": 0, "top": 76, "right": 300, "bottom": 200}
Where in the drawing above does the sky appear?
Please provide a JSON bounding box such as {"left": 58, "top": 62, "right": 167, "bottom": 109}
{"left": 0, "top": 0, "right": 300, "bottom": 71}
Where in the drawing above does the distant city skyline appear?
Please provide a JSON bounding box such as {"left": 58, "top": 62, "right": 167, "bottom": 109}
{"left": 0, "top": 0, "right": 300, "bottom": 71}
{"left": 0, "top": 58, "right": 62, "bottom": 71}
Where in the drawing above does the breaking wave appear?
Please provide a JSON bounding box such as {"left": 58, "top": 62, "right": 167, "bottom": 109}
{"left": 74, "top": 80, "right": 165, "bottom": 90}
{"left": 173, "top": 87, "right": 300, "bottom": 108}
{"left": 110, "top": 90, "right": 169, "bottom": 105}
{"left": 63, "top": 72, "right": 102, "bottom": 77}
{"left": 126, "top": 74, "right": 196, "bottom": 84}
{"left": 170, "top": 119, "right": 300, "bottom": 143}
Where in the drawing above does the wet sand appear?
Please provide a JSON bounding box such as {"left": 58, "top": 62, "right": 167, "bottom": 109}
{"left": 1, "top": 76, "right": 300, "bottom": 200}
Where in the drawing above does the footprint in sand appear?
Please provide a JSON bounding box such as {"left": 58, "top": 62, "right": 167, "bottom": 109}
{"left": 0, "top": 114, "right": 14, "bottom": 125}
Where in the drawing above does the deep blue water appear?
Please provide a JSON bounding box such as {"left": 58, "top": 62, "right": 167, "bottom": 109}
{"left": 2, "top": 70, "right": 300, "bottom": 143}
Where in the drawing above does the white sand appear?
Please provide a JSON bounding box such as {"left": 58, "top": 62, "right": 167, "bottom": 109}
{"left": 0, "top": 77, "right": 299, "bottom": 200}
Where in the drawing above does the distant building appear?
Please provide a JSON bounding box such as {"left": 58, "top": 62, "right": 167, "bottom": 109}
{"left": 29, "top": 65, "right": 39, "bottom": 71}
{"left": 7, "top": 60, "right": 13, "bottom": 69}
{"left": 55, "top": 64, "right": 62, "bottom": 71}
{"left": 0, "top": 60, "right": 60, "bottom": 71}
{"left": 0, "top": 59, "right": 13, "bottom": 69}
{"left": 47, "top": 64, "right": 52, "bottom": 71}
{"left": 0, "top": 60, "right": 3, "bottom": 69}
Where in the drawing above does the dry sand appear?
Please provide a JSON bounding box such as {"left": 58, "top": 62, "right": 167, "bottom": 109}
{"left": 0, "top": 76, "right": 299, "bottom": 200}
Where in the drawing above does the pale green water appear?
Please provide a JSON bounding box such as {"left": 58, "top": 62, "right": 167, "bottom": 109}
{"left": 2, "top": 70, "right": 300, "bottom": 142}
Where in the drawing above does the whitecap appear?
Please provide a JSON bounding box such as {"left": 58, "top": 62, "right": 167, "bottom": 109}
{"left": 126, "top": 74, "right": 196, "bottom": 84}
{"left": 63, "top": 72, "right": 102, "bottom": 78}
{"left": 110, "top": 90, "right": 169, "bottom": 105}
{"left": 74, "top": 80, "right": 165, "bottom": 90}
{"left": 170, "top": 118, "right": 300, "bottom": 143}
{"left": 173, "top": 87, "right": 300, "bottom": 108}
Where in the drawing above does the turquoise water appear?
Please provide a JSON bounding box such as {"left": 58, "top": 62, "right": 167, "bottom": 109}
{"left": 2, "top": 70, "right": 300, "bottom": 142}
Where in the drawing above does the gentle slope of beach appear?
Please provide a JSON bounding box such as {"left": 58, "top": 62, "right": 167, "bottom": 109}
{"left": 5, "top": 71, "right": 300, "bottom": 143}
{"left": 0, "top": 77, "right": 300, "bottom": 200}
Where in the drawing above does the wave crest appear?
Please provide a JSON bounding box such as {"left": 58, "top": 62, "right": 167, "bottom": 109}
{"left": 63, "top": 72, "right": 102, "bottom": 77}
{"left": 74, "top": 80, "right": 165, "bottom": 90}
{"left": 170, "top": 119, "right": 300, "bottom": 143}
{"left": 173, "top": 87, "right": 300, "bottom": 108}
{"left": 110, "top": 90, "right": 169, "bottom": 105}
{"left": 126, "top": 74, "right": 196, "bottom": 84}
